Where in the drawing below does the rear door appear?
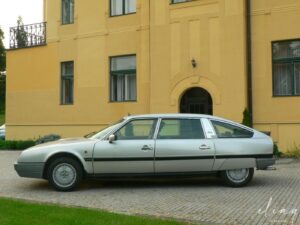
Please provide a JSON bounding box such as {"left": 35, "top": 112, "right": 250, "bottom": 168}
{"left": 154, "top": 118, "right": 215, "bottom": 173}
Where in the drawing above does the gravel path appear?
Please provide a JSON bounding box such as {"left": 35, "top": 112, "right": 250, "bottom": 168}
{"left": 0, "top": 151, "right": 299, "bottom": 225}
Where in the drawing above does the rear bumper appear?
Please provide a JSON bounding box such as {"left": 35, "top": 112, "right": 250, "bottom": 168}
{"left": 256, "top": 157, "right": 276, "bottom": 170}
{"left": 14, "top": 162, "right": 45, "bottom": 179}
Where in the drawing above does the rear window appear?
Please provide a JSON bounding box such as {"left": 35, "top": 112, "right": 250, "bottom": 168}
{"left": 211, "top": 120, "right": 254, "bottom": 138}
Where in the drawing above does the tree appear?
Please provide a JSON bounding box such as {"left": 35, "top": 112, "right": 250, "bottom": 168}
{"left": 0, "top": 26, "right": 5, "bottom": 72}
{"left": 16, "top": 16, "right": 27, "bottom": 48}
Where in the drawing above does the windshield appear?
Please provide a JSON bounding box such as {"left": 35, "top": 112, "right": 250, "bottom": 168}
{"left": 85, "top": 119, "right": 125, "bottom": 139}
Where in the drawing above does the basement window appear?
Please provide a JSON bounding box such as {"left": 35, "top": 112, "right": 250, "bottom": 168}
{"left": 110, "top": 55, "right": 137, "bottom": 102}
{"left": 61, "top": 61, "right": 74, "bottom": 105}
{"left": 110, "top": 0, "right": 136, "bottom": 17}
{"left": 272, "top": 40, "right": 300, "bottom": 96}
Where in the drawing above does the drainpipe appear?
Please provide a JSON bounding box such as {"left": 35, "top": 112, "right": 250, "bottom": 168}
{"left": 246, "top": 0, "right": 253, "bottom": 127}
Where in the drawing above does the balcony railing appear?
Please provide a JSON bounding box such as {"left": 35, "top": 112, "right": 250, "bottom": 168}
{"left": 10, "top": 22, "right": 47, "bottom": 49}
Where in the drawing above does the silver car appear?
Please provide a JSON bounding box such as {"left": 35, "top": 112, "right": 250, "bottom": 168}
{"left": 15, "top": 114, "right": 275, "bottom": 191}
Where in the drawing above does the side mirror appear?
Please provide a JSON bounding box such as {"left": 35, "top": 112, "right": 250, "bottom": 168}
{"left": 108, "top": 134, "right": 116, "bottom": 143}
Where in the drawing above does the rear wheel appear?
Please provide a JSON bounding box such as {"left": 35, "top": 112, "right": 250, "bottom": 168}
{"left": 221, "top": 168, "right": 254, "bottom": 187}
{"left": 47, "top": 157, "right": 82, "bottom": 192}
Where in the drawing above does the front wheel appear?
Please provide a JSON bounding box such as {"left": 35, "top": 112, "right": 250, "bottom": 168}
{"left": 221, "top": 168, "right": 254, "bottom": 187}
{"left": 47, "top": 157, "right": 82, "bottom": 192}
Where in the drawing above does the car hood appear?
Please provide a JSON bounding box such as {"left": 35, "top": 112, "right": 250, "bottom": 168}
{"left": 35, "top": 137, "right": 95, "bottom": 148}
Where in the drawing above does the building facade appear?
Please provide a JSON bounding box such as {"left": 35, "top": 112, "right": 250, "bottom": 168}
{"left": 6, "top": 0, "right": 300, "bottom": 151}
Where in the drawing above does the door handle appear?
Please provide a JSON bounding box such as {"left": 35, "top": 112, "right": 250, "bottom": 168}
{"left": 141, "top": 145, "right": 153, "bottom": 151}
{"left": 199, "top": 145, "right": 211, "bottom": 150}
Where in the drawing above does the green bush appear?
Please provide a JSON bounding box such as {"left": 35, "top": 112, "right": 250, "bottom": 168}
{"left": 273, "top": 143, "right": 283, "bottom": 158}
{"left": 0, "top": 140, "right": 35, "bottom": 150}
{"left": 36, "top": 134, "right": 61, "bottom": 145}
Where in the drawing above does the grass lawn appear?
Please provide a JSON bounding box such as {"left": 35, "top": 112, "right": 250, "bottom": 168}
{"left": 0, "top": 198, "right": 195, "bottom": 225}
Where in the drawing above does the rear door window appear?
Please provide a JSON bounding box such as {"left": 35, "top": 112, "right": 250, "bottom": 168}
{"left": 157, "top": 119, "right": 205, "bottom": 139}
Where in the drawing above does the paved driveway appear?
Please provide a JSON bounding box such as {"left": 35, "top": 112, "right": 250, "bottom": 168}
{"left": 0, "top": 151, "right": 299, "bottom": 225}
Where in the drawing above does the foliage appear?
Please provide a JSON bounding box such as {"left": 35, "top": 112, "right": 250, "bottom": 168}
{"left": 282, "top": 145, "right": 300, "bottom": 159}
{"left": 273, "top": 143, "right": 283, "bottom": 158}
{"left": 0, "top": 140, "right": 35, "bottom": 150}
{"left": 0, "top": 198, "right": 191, "bottom": 225}
{"left": 0, "top": 74, "right": 5, "bottom": 110}
{"left": 0, "top": 27, "right": 5, "bottom": 72}
{"left": 0, "top": 111, "right": 4, "bottom": 125}
{"left": 36, "top": 134, "right": 61, "bottom": 145}
{"left": 16, "top": 16, "right": 27, "bottom": 48}
{"left": 242, "top": 108, "right": 252, "bottom": 128}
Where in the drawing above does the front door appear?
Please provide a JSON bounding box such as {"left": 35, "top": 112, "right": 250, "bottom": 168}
{"left": 154, "top": 118, "right": 215, "bottom": 173}
{"left": 93, "top": 119, "right": 157, "bottom": 174}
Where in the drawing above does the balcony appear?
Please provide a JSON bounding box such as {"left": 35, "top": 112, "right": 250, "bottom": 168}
{"left": 9, "top": 22, "right": 47, "bottom": 49}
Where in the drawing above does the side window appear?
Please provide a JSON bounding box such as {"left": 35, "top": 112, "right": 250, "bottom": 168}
{"left": 115, "top": 119, "right": 157, "bottom": 140}
{"left": 211, "top": 120, "right": 254, "bottom": 138}
{"left": 157, "top": 119, "right": 205, "bottom": 139}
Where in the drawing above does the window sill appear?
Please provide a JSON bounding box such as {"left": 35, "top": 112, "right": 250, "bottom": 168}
{"left": 109, "top": 100, "right": 137, "bottom": 103}
{"left": 60, "top": 103, "right": 74, "bottom": 106}
{"left": 272, "top": 95, "right": 300, "bottom": 98}
{"left": 109, "top": 12, "right": 136, "bottom": 18}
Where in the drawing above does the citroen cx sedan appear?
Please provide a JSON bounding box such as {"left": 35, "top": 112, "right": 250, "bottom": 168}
{"left": 15, "top": 114, "right": 275, "bottom": 191}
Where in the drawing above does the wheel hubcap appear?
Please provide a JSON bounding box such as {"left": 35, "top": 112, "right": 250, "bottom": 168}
{"left": 52, "top": 163, "right": 76, "bottom": 188}
{"left": 226, "top": 168, "right": 249, "bottom": 183}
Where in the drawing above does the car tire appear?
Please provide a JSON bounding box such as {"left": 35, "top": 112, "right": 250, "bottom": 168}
{"left": 221, "top": 168, "right": 254, "bottom": 187}
{"left": 47, "top": 157, "right": 82, "bottom": 192}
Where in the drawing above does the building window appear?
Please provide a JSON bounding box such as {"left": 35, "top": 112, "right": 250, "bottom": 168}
{"left": 110, "top": 55, "right": 137, "bottom": 102}
{"left": 272, "top": 40, "right": 300, "bottom": 96}
{"left": 62, "top": 0, "right": 74, "bottom": 24}
{"left": 61, "top": 61, "right": 74, "bottom": 104}
{"left": 171, "top": 0, "right": 191, "bottom": 4}
{"left": 110, "top": 0, "right": 136, "bottom": 17}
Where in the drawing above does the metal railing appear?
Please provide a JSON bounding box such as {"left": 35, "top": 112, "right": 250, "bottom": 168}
{"left": 9, "top": 22, "right": 47, "bottom": 49}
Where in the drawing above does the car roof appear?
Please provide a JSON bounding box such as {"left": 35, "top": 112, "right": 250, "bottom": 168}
{"left": 125, "top": 114, "right": 222, "bottom": 120}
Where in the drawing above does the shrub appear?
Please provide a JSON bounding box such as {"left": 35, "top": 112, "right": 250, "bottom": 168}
{"left": 0, "top": 140, "right": 35, "bottom": 150}
{"left": 35, "top": 134, "right": 61, "bottom": 145}
{"left": 242, "top": 108, "right": 252, "bottom": 128}
{"left": 273, "top": 143, "right": 283, "bottom": 158}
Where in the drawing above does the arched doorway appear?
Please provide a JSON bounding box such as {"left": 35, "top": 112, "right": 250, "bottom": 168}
{"left": 180, "top": 87, "right": 213, "bottom": 115}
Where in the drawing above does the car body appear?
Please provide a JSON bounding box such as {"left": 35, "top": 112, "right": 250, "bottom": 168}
{"left": 0, "top": 124, "right": 5, "bottom": 140}
{"left": 15, "top": 114, "right": 275, "bottom": 191}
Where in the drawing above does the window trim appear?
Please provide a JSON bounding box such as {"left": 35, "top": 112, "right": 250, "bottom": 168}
{"left": 272, "top": 39, "right": 300, "bottom": 97}
{"left": 109, "top": 0, "right": 137, "bottom": 17}
{"left": 109, "top": 54, "right": 137, "bottom": 103}
{"left": 60, "top": 61, "right": 74, "bottom": 105}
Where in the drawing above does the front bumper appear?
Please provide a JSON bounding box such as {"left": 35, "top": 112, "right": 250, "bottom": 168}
{"left": 256, "top": 157, "right": 276, "bottom": 170}
{"left": 14, "top": 162, "right": 45, "bottom": 179}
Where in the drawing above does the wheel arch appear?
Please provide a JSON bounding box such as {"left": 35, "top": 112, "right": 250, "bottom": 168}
{"left": 43, "top": 152, "right": 87, "bottom": 179}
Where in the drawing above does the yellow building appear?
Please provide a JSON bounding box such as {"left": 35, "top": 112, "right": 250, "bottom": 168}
{"left": 6, "top": 0, "right": 300, "bottom": 152}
